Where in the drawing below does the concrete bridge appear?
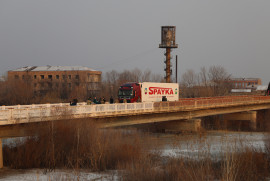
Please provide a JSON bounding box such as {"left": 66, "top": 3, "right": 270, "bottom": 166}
{"left": 0, "top": 96, "right": 270, "bottom": 132}
{"left": 1, "top": 95, "right": 270, "bottom": 129}
{"left": 1, "top": 95, "right": 270, "bottom": 168}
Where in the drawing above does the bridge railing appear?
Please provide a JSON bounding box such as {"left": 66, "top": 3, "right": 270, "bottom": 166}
{"left": 0, "top": 102, "right": 155, "bottom": 124}
{"left": 153, "top": 95, "right": 270, "bottom": 110}
{"left": 1, "top": 95, "right": 269, "bottom": 111}
{"left": 1, "top": 95, "right": 270, "bottom": 125}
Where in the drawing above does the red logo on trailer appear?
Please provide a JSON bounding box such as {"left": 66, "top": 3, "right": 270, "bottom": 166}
{"left": 149, "top": 87, "right": 174, "bottom": 95}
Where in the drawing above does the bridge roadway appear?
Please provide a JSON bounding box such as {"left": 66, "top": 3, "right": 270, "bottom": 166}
{"left": 0, "top": 95, "right": 270, "bottom": 132}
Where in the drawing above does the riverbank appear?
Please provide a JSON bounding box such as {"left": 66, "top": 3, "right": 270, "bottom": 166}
{"left": 1, "top": 119, "right": 270, "bottom": 180}
{"left": 0, "top": 168, "right": 118, "bottom": 181}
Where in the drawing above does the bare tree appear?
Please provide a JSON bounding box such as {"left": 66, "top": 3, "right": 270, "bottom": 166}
{"left": 131, "top": 68, "right": 142, "bottom": 82}
{"left": 0, "top": 80, "right": 34, "bottom": 105}
{"left": 152, "top": 74, "right": 163, "bottom": 82}
{"left": 103, "top": 70, "right": 120, "bottom": 99}
{"left": 208, "top": 65, "right": 229, "bottom": 83}
{"left": 208, "top": 65, "right": 231, "bottom": 96}
{"left": 141, "top": 69, "right": 151, "bottom": 82}
{"left": 180, "top": 69, "right": 199, "bottom": 98}
{"left": 106, "top": 70, "right": 119, "bottom": 84}
{"left": 179, "top": 65, "right": 232, "bottom": 98}
{"left": 199, "top": 66, "right": 208, "bottom": 87}
{"left": 118, "top": 70, "right": 132, "bottom": 84}
{"left": 181, "top": 69, "right": 198, "bottom": 88}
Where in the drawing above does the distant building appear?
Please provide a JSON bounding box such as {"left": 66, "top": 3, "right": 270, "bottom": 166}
{"left": 225, "top": 78, "right": 262, "bottom": 89}
{"left": 8, "top": 66, "right": 102, "bottom": 96}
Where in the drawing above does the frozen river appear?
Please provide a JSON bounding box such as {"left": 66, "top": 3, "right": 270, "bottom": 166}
{"left": 151, "top": 131, "right": 268, "bottom": 159}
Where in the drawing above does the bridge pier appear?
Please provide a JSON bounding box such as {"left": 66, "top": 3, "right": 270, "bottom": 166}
{"left": 223, "top": 111, "right": 257, "bottom": 131}
{"left": 0, "top": 139, "right": 3, "bottom": 169}
{"left": 257, "top": 109, "right": 270, "bottom": 131}
{"left": 154, "top": 119, "right": 201, "bottom": 132}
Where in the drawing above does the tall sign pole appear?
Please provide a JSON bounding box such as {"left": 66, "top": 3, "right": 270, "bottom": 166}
{"left": 159, "top": 26, "right": 178, "bottom": 83}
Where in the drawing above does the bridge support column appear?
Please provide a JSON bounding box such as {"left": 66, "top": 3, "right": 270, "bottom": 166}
{"left": 223, "top": 111, "right": 257, "bottom": 131}
{"left": 155, "top": 119, "right": 201, "bottom": 132}
{"left": 257, "top": 109, "right": 270, "bottom": 131}
{"left": 0, "top": 139, "right": 3, "bottom": 169}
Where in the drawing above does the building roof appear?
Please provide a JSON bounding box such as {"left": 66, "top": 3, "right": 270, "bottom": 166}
{"left": 10, "top": 66, "right": 99, "bottom": 72}
{"left": 231, "top": 89, "right": 252, "bottom": 93}
{"left": 256, "top": 85, "right": 268, "bottom": 91}
{"left": 227, "top": 78, "right": 261, "bottom": 81}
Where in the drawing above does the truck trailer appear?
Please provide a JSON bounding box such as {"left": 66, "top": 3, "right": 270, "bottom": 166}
{"left": 118, "top": 82, "right": 179, "bottom": 103}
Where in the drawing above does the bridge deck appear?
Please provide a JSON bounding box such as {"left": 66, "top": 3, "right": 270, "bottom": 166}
{"left": 1, "top": 95, "right": 270, "bottom": 126}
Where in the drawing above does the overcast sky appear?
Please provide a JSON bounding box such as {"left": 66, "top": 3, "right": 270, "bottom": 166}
{"left": 1, "top": 0, "right": 270, "bottom": 83}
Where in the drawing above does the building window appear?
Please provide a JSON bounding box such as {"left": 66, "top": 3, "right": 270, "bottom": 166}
{"left": 93, "top": 75, "right": 100, "bottom": 82}
{"left": 238, "top": 83, "right": 241, "bottom": 87}
{"left": 34, "top": 75, "right": 37, "bottom": 79}
{"left": 56, "top": 75, "right": 59, "bottom": 79}
{"left": 14, "top": 75, "right": 19, "bottom": 79}
{"left": 62, "top": 75, "right": 66, "bottom": 79}
{"left": 40, "top": 75, "right": 44, "bottom": 79}
{"left": 88, "top": 74, "right": 100, "bottom": 82}
{"left": 22, "top": 75, "right": 25, "bottom": 79}
{"left": 48, "top": 75, "right": 52, "bottom": 80}
{"left": 75, "top": 75, "right": 79, "bottom": 79}
{"left": 68, "top": 75, "right": 71, "bottom": 79}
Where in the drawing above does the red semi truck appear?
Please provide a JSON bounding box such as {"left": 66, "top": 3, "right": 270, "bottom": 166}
{"left": 118, "top": 82, "right": 179, "bottom": 103}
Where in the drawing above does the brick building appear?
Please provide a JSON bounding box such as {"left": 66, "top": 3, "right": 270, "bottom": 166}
{"left": 8, "top": 66, "right": 102, "bottom": 97}
{"left": 225, "top": 78, "right": 262, "bottom": 89}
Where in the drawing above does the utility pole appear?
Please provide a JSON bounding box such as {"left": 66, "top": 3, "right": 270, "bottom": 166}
{"left": 176, "top": 55, "right": 178, "bottom": 83}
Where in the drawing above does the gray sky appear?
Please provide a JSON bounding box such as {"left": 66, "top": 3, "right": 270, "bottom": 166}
{"left": 1, "top": 0, "right": 270, "bottom": 83}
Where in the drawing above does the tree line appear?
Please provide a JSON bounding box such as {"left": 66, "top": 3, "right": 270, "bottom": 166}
{"left": 180, "top": 65, "right": 232, "bottom": 97}
{"left": 0, "top": 66, "right": 232, "bottom": 105}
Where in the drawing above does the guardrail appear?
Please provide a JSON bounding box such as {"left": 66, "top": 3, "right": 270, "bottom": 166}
{"left": 1, "top": 95, "right": 270, "bottom": 125}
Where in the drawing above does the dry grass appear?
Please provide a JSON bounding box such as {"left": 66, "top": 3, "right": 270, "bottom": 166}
{"left": 3, "top": 120, "right": 270, "bottom": 181}
{"left": 3, "top": 119, "right": 147, "bottom": 171}
{"left": 120, "top": 133, "right": 270, "bottom": 181}
{"left": 121, "top": 149, "right": 269, "bottom": 181}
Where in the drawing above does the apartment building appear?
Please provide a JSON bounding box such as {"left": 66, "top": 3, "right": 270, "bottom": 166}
{"left": 225, "top": 78, "right": 262, "bottom": 89}
{"left": 8, "top": 66, "right": 102, "bottom": 96}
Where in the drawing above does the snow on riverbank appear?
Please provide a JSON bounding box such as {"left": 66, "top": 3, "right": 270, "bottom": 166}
{"left": 159, "top": 131, "right": 268, "bottom": 158}
{"left": 0, "top": 169, "right": 119, "bottom": 181}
